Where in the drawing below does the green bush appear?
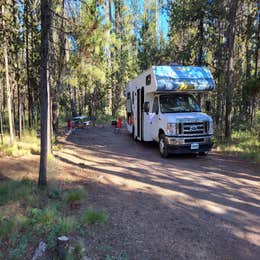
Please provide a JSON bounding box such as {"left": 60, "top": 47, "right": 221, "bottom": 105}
{"left": 0, "top": 178, "right": 106, "bottom": 257}
{"left": 45, "top": 217, "right": 77, "bottom": 250}
{"left": 63, "top": 189, "right": 87, "bottom": 205}
{"left": 0, "top": 217, "right": 16, "bottom": 240}
{"left": 81, "top": 208, "right": 107, "bottom": 224}
{"left": 59, "top": 216, "right": 76, "bottom": 234}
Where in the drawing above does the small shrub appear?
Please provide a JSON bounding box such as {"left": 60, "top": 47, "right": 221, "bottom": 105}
{"left": 45, "top": 216, "right": 76, "bottom": 250}
{"left": 30, "top": 146, "right": 40, "bottom": 155}
{"left": 0, "top": 180, "right": 20, "bottom": 205}
{"left": 81, "top": 208, "right": 106, "bottom": 224}
{"left": 0, "top": 178, "right": 81, "bottom": 257}
{"left": 59, "top": 216, "right": 76, "bottom": 234}
{"left": 73, "top": 242, "right": 83, "bottom": 258}
{"left": 0, "top": 178, "right": 36, "bottom": 206}
{"left": 8, "top": 234, "right": 28, "bottom": 259}
{"left": 0, "top": 217, "right": 16, "bottom": 240}
{"left": 48, "top": 189, "right": 62, "bottom": 200}
{"left": 45, "top": 222, "right": 63, "bottom": 250}
{"left": 28, "top": 207, "right": 57, "bottom": 227}
{"left": 15, "top": 215, "right": 30, "bottom": 231}
{"left": 64, "top": 189, "right": 86, "bottom": 206}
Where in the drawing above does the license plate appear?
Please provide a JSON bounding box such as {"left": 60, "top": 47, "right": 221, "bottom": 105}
{"left": 191, "top": 143, "right": 199, "bottom": 150}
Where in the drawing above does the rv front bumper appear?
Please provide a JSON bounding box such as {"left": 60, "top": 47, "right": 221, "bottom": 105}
{"left": 164, "top": 135, "right": 213, "bottom": 154}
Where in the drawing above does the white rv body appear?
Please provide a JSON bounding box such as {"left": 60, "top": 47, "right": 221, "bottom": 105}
{"left": 126, "top": 66, "right": 215, "bottom": 157}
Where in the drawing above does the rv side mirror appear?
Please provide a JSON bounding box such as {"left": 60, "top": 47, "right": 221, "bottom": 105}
{"left": 205, "top": 100, "right": 211, "bottom": 112}
{"left": 144, "top": 102, "right": 150, "bottom": 114}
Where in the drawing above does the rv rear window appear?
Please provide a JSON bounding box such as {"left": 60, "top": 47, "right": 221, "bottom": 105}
{"left": 146, "top": 75, "right": 151, "bottom": 85}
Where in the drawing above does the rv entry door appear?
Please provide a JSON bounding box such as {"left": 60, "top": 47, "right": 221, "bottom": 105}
{"left": 136, "top": 87, "right": 144, "bottom": 141}
{"left": 151, "top": 96, "right": 159, "bottom": 141}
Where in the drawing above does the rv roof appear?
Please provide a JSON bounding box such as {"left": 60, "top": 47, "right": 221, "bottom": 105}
{"left": 152, "top": 66, "right": 215, "bottom": 92}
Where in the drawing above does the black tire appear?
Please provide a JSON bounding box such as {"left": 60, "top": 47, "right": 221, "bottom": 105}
{"left": 131, "top": 125, "right": 135, "bottom": 139}
{"left": 159, "top": 134, "right": 169, "bottom": 158}
{"left": 132, "top": 125, "right": 138, "bottom": 141}
{"left": 199, "top": 151, "right": 208, "bottom": 156}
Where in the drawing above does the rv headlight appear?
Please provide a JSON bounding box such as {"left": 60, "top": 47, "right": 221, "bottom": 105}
{"left": 209, "top": 121, "right": 214, "bottom": 135}
{"left": 166, "top": 123, "right": 176, "bottom": 136}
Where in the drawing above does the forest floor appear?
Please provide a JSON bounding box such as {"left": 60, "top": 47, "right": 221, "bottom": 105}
{"left": 1, "top": 126, "right": 260, "bottom": 259}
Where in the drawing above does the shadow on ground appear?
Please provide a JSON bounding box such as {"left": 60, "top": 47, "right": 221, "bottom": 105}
{"left": 54, "top": 126, "right": 260, "bottom": 259}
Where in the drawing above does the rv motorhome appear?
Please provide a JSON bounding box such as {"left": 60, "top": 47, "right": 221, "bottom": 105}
{"left": 126, "top": 65, "right": 215, "bottom": 157}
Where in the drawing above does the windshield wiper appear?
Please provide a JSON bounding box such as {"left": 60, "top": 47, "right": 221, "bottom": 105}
{"left": 162, "top": 110, "right": 200, "bottom": 113}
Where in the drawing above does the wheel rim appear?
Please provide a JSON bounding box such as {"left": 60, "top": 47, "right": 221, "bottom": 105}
{"left": 159, "top": 138, "right": 165, "bottom": 154}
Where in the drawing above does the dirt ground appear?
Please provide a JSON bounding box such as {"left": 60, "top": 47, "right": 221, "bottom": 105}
{"left": 54, "top": 126, "right": 260, "bottom": 260}
{"left": 1, "top": 126, "right": 260, "bottom": 259}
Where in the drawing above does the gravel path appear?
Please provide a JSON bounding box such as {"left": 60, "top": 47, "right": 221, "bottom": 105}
{"left": 56, "top": 126, "right": 260, "bottom": 260}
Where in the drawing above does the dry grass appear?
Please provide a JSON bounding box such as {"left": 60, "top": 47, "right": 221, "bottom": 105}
{"left": 0, "top": 130, "right": 40, "bottom": 157}
{"left": 215, "top": 131, "right": 260, "bottom": 163}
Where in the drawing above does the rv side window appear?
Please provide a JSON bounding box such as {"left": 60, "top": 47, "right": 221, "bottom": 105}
{"left": 152, "top": 97, "right": 159, "bottom": 114}
{"left": 132, "top": 92, "right": 134, "bottom": 104}
{"left": 146, "top": 75, "right": 151, "bottom": 85}
{"left": 127, "top": 92, "right": 130, "bottom": 99}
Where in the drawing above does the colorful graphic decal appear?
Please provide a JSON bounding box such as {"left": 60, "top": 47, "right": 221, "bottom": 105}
{"left": 153, "top": 66, "right": 215, "bottom": 91}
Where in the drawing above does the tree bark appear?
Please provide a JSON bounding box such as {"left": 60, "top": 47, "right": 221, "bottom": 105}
{"left": 197, "top": 15, "right": 204, "bottom": 65}
{"left": 69, "top": 86, "right": 77, "bottom": 117}
{"left": 18, "top": 86, "right": 22, "bottom": 140}
{"left": 254, "top": 11, "right": 260, "bottom": 79}
{"left": 0, "top": 79, "right": 3, "bottom": 145}
{"left": 224, "top": 0, "right": 239, "bottom": 139}
{"left": 52, "top": 0, "right": 66, "bottom": 136}
{"left": 2, "top": 4, "right": 15, "bottom": 145}
{"left": 39, "top": 0, "right": 52, "bottom": 187}
{"left": 24, "top": 0, "right": 33, "bottom": 129}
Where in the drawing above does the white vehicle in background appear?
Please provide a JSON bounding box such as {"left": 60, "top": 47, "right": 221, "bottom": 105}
{"left": 126, "top": 65, "right": 215, "bottom": 157}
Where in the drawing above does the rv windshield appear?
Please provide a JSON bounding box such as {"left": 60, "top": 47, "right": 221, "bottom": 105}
{"left": 160, "top": 94, "right": 201, "bottom": 113}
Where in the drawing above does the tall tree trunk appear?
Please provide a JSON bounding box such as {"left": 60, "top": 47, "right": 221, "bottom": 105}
{"left": 224, "top": 0, "right": 239, "bottom": 139}
{"left": 2, "top": 4, "right": 15, "bottom": 145}
{"left": 197, "top": 15, "right": 204, "bottom": 65}
{"left": 52, "top": 0, "right": 66, "bottom": 136}
{"left": 0, "top": 80, "right": 3, "bottom": 145}
{"left": 242, "top": 9, "right": 253, "bottom": 121}
{"left": 24, "top": 0, "right": 33, "bottom": 129}
{"left": 112, "top": 0, "right": 122, "bottom": 117}
{"left": 39, "top": 0, "right": 52, "bottom": 187}
{"left": 254, "top": 11, "right": 260, "bottom": 79}
{"left": 47, "top": 6, "right": 54, "bottom": 154}
{"left": 70, "top": 86, "right": 77, "bottom": 117}
{"left": 18, "top": 86, "right": 22, "bottom": 140}
{"left": 12, "top": 0, "right": 22, "bottom": 140}
{"left": 215, "top": 19, "right": 223, "bottom": 139}
{"left": 105, "top": 0, "right": 113, "bottom": 113}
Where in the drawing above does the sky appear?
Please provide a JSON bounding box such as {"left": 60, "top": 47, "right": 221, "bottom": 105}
{"left": 160, "top": 7, "right": 169, "bottom": 38}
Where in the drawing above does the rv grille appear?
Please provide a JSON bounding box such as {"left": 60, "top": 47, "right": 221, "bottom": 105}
{"left": 185, "top": 138, "right": 204, "bottom": 143}
{"left": 178, "top": 121, "right": 208, "bottom": 136}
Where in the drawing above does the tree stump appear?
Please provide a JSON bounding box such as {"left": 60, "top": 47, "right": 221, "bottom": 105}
{"left": 57, "top": 236, "right": 69, "bottom": 259}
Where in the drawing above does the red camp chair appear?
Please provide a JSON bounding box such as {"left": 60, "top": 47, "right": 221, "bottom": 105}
{"left": 113, "top": 117, "right": 122, "bottom": 134}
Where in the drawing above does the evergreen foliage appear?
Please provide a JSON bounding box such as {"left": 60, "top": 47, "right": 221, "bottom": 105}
{"left": 0, "top": 0, "right": 259, "bottom": 144}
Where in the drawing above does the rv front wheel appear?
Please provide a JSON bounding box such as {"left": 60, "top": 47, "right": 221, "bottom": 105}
{"left": 159, "top": 134, "right": 169, "bottom": 158}
{"left": 199, "top": 151, "right": 208, "bottom": 156}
